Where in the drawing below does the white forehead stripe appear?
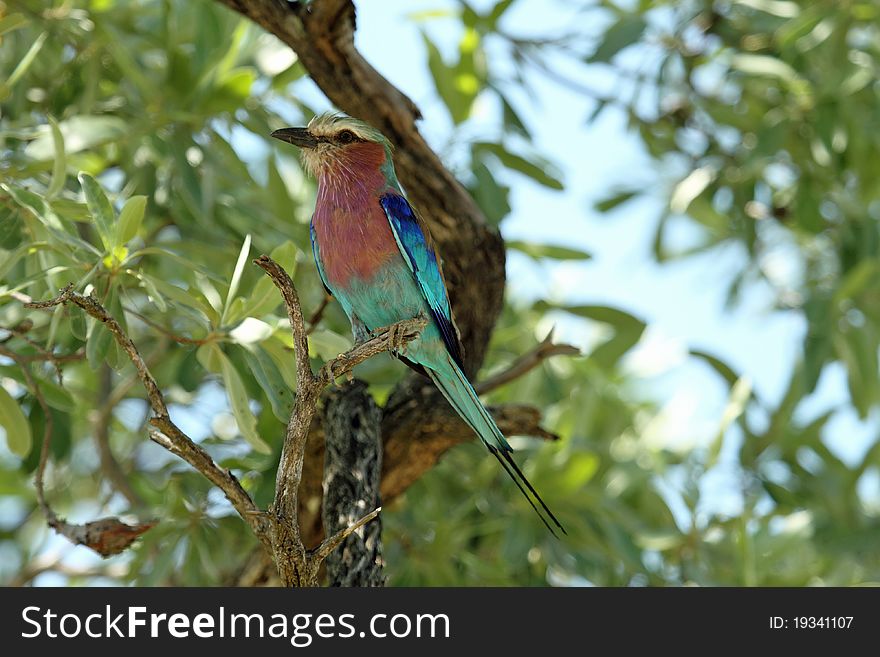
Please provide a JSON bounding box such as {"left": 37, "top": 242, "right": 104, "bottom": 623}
{"left": 306, "top": 112, "right": 386, "bottom": 143}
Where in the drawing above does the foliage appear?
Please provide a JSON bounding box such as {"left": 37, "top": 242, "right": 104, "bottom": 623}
{"left": 1, "top": 0, "right": 878, "bottom": 586}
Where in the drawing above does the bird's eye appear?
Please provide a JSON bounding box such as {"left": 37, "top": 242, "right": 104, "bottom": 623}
{"left": 337, "top": 130, "right": 356, "bottom": 144}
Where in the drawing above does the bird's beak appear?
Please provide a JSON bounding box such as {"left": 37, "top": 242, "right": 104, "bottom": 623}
{"left": 271, "top": 127, "right": 318, "bottom": 149}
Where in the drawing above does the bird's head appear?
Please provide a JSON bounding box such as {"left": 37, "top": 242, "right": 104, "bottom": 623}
{"left": 271, "top": 113, "right": 395, "bottom": 182}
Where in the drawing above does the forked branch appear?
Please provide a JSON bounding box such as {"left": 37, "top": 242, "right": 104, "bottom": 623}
{"left": 253, "top": 254, "right": 424, "bottom": 586}
{"left": 24, "top": 264, "right": 424, "bottom": 583}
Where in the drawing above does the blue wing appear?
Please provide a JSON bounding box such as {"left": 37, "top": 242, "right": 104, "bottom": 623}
{"left": 379, "top": 192, "right": 464, "bottom": 370}
{"left": 310, "top": 221, "right": 332, "bottom": 297}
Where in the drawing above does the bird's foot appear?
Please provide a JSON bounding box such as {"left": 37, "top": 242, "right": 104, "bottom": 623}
{"left": 387, "top": 321, "right": 407, "bottom": 357}
{"left": 324, "top": 359, "right": 355, "bottom": 387}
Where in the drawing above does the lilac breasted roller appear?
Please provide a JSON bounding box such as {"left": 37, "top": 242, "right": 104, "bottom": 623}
{"left": 271, "top": 113, "right": 564, "bottom": 535}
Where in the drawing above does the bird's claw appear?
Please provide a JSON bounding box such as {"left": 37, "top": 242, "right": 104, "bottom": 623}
{"left": 387, "top": 321, "right": 412, "bottom": 357}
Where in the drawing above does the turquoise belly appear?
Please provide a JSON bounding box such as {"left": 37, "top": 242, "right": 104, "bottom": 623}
{"left": 331, "top": 264, "right": 443, "bottom": 368}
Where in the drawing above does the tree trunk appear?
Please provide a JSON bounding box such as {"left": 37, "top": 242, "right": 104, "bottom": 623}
{"left": 322, "top": 380, "right": 385, "bottom": 587}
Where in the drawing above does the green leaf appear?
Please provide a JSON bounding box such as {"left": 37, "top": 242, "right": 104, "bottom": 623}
{"left": 221, "top": 234, "right": 252, "bottom": 325}
{"left": 834, "top": 261, "right": 879, "bottom": 304}
{"left": 507, "top": 240, "right": 592, "bottom": 261}
{"left": 537, "top": 302, "right": 645, "bottom": 369}
{"left": 539, "top": 303, "right": 643, "bottom": 328}
{"left": 215, "top": 345, "right": 271, "bottom": 453}
{"left": 116, "top": 195, "right": 147, "bottom": 246}
{"left": 733, "top": 0, "right": 800, "bottom": 18}
{"left": 234, "top": 239, "right": 298, "bottom": 318}
{"left": 309, "top": 329, "right": 351, "bottom": 360}
{"left": 0, "top": 31, "right": 46, "bottom": 97}
{"left": 35, "top": 377, "right": 76, "bottom": 413}
{"left": 0, "top": 206, "right": 24, "bottom": 250}
{"left": 595, "top": 190, "right": 639, "bottom": 213}
{"left": 87, "top": 318, "right": 113, "bottom": 370}
{"left": 2, "top": 183, "right": 63, "bottom": 230}
{"left": 196, "top": 343, "right": 222, "bottom": 374}
{"left": 487, "top": 0, "right": 515, "bottom": 26}
{"left": 137, "top": 273, "right": 214, "bottom": 321}
{"left": 127, "top": 270, "right": 167, "bottom": 313}
{"left": 78, "top": 172, "right": 115, "bottom": 251}
{"left": 0, "top": 386, "right": 32, "bottom": 458}
{"left": 469, "top": 160, "right": 510, "bottom": 226}
{"left": 423, "top": 31, "right": 473, "bottom": 124}
{"left": 85, "top": 287, "right": 121, "bottom": 370}
{"left": 730, "top": 54, "right": 801, "bottom": 84}
{"left": 46, "top": 116, "right": 67, "bottom": 199}
{"left": 265, "top": 156, "right": 291, "bottom": 219}
{"left": 690, "top": 349, "right": 743, "bottom": 390}
{"left": 2, "top": 184, "right": 99, "bottom": 257}
{"left": 835, "top": 326, "right": 880, "bottom": 419}
{"left": 195, "top": 272, "right": 223, "bottom": 320}
{"left": 177, "top": 348, "right": 205, "bottom": 392}
{"left": 229, "top": 317, "right": 273, "bottom": 345}
{"left": 26, "top": 116, "right": 129, "bottom": 160}
{"left": 708, "top": 376, "right": 753, "bottom": 468}
{"left": 239, "top": 276, "right": 281, "bottom": 319}
{"left": 0, "top": 13, "right": 28, "bottom": 36}
{"left": 242, "top": 345, "right": 293, "bottom": 423}
{"left": 475, "top": 142, "right": 564, "bottom": 190}
{"left": 260, "top": 337, "right": 298, "bottom": 391}
{"left": 670, "top": 167, "right": 715, "bottom": 214}
{"left": 205, "top": 67, "right": 257, "bottom": 114}
{"left": 587, "top": 15, "right": 646, "bottom": 63}
{"left": 69, "top": 306, "right": 88, "bottom": 342}
{"left": 557, "top": 451, "right": 599, "bottom": 492}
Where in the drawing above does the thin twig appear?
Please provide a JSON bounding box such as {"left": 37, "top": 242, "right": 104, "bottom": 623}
{"left": 122, "top": 305, "right": 216, "bottom": 345}
{"left": 475, "top": 330, "right": 580, "bottom": 395}
{"left": 314, "top": 506, "right": 381, "bottom": 561}
{"left": 25, "top": 285, "right": 272, "bottom": 549}
{"left": 6, "top": 347, "right": 155, "bottom": 556}
{"left": 0, "top": 323, "right": 84, "bottom": 383}
{"left": 17, "top": 358, "right": 57, "bottom": 527}
{"left": 0, "top": 344, "right": 85, "bottom": 364}
{"left": 305, "top": 293, "right": 332, "bottom": 335}
{"left": 94, "top": 365, "right": 145, "bottom": 508}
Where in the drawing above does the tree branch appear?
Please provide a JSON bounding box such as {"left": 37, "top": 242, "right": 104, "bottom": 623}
{"left": 306, "top": 292, "right": 332, "bottom": 335}
{"left": 4, "top": 342, "right": 154, "bottom": 557}
{"left": 253, "top": 255, "right": 424, "bottom": 586}
{"left": 475, "top": 331, "right": 581, "bottom": 395}
{"left": 25, "top": 285, "right": 273, "bottom": 549}
{"left": 93, "top": 364, "right": 145, "bottom": 508}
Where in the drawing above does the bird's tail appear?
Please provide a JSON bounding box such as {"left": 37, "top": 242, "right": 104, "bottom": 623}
{"left": 427, "top": 357, "right": 566, "bottom": 537}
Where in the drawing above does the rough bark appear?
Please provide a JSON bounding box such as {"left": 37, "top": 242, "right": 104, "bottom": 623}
{"left": 322, "top": 380, "right": 385, "bottom": 587}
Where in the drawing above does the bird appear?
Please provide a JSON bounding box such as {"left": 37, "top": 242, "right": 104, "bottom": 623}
{"left": 271, "top": 113, "right": 565, "bottom": 535}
